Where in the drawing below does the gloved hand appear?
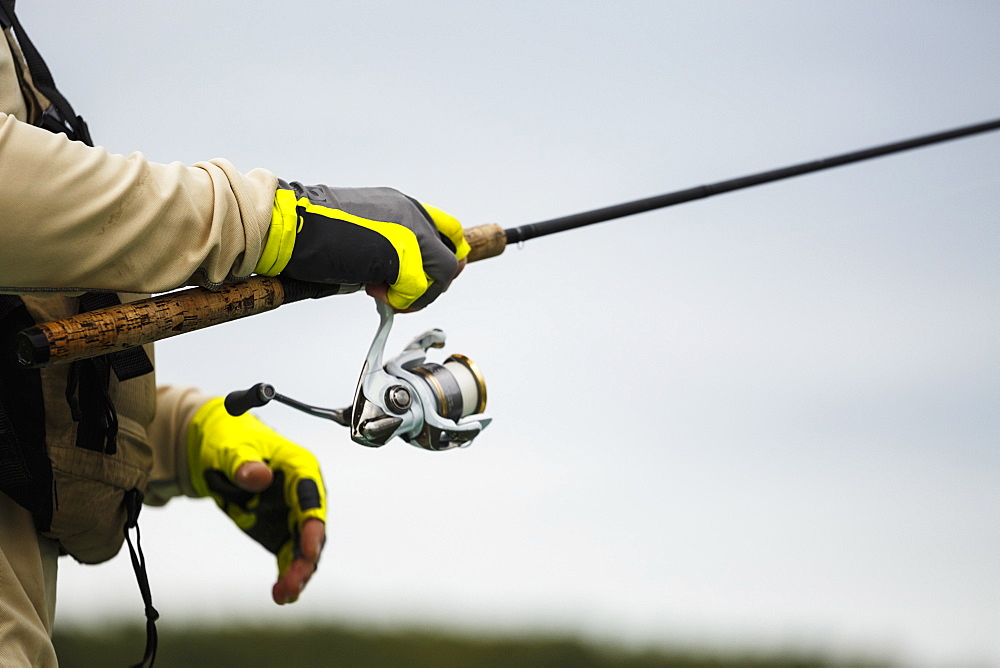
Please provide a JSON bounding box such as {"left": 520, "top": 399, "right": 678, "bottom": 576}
{"left": 255, "top": 181, "right": 470, "bottom": 311}
{"left": 187, "top": 397, "right": 326, "bottom": 605}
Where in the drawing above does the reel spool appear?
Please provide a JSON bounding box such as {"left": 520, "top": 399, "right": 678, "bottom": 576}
{"left": 405, "top": 354, "right": 488, "bottom": 450}
{"left": 224, "top": 301, "right": 492, "bottom": 451}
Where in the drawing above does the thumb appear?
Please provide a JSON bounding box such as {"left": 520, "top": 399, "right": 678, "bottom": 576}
{"left": 235, "top": 460, "right": 274, "bottom": 493}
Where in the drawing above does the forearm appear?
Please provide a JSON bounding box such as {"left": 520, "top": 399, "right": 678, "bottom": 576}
{"left": 0, "top": 113, "right": 277, "bottom": 293}
{"left": 144, "top": 385, "right": 214, "bottom": 505}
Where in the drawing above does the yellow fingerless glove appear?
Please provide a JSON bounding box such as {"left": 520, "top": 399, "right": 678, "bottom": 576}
{"left": 187, "top": 398, "right": 326, "bottom": 577}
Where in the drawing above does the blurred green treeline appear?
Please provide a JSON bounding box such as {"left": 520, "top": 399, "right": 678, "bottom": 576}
{"left": 52, "top": 624, "right": 889, "bottom": 667}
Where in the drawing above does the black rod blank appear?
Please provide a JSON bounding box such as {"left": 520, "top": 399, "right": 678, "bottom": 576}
{"left": 504, "top": 117, "right": 1000, "bottom": 244}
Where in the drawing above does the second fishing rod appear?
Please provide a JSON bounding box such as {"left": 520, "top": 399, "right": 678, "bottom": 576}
{"left": 16, "top": 115, "right": 1000, "bottom": 369}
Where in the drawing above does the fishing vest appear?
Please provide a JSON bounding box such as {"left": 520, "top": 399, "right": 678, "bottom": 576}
{"left": 0, "top": 0, "right": 157, "bottom": 565}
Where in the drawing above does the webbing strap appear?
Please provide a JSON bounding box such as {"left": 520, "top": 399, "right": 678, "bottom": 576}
{"left": 0, "top": 0, "right": 92, "bottom": 145}
{"left": 68, "top": 294, "right": 153, "bottom": 455}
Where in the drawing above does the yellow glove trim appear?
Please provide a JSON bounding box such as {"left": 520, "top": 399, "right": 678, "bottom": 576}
{"left": 296, "top": 198, "right": 429, "bottom": 310}
{"left": 421, "top": 202, "right": 471, "bottom": 262}
{"left": 187, "top": 398, "right": 327, "bottom": 577}
{"left": 255, "top": 188, "right": 300, "bottom": 276}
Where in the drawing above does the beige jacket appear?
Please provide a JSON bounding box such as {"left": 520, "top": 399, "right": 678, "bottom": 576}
{"left": 1, "top": 14, "right": 278, "bottom": 666}
{"left": 1, "top": 17, "right": 277, "bottom": 496}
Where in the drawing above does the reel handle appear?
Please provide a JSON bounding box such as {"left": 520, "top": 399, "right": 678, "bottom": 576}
{"left": 16, "top": 223, "right": 507, "bottom": 368}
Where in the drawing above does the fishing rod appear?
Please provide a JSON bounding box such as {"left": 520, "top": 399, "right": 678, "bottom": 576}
{"left": 505, "top": 116, "right": 1000, "bottom": 244}
{"left": 17, "top": 116, "right": 1000, "bottom": 370}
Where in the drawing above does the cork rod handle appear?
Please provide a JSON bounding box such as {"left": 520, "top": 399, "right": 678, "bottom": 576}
{"left": 16, "top": 224, "right": 507, "bottom": 368}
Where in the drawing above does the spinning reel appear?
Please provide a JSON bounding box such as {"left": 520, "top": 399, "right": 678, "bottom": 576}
{"left": 225, "top": 301, "right": 492, "bottom": 451}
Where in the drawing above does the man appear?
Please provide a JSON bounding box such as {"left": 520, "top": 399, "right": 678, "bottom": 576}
{"left": 0, "top": 3, "right": 468, "bottom": 665}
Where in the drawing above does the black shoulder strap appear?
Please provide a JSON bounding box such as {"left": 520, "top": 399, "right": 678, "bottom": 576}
{"left": 0, "top": 0, "right": 92, "bottom": 145}
{"left": 67, "top": 293, "right": 155, "bottom": 456}
{"left": 0, "top": 295, "right": 53, "bottom": 533}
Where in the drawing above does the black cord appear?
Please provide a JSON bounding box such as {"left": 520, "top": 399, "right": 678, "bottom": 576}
{"left": 124, "top": 490, "right": 159, "bottom": 668}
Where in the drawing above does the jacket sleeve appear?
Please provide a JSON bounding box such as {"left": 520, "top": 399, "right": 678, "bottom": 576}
{"left": 144, "top": 385, "right": 215, "bottom": 505}
{"left": 0, "top": 112, "right": 277, "bottom": 294}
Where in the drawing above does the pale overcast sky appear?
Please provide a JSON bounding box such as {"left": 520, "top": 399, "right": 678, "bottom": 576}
{"left": 18, "top": 2, "right": 999, "bottom": 665}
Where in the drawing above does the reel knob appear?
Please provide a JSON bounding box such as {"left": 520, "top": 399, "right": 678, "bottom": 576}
{"left": 224, "top": 382, "right": 276, "bottom": 416}
{"left": 384, "top": 386, "right": 412, "bottom": 414}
